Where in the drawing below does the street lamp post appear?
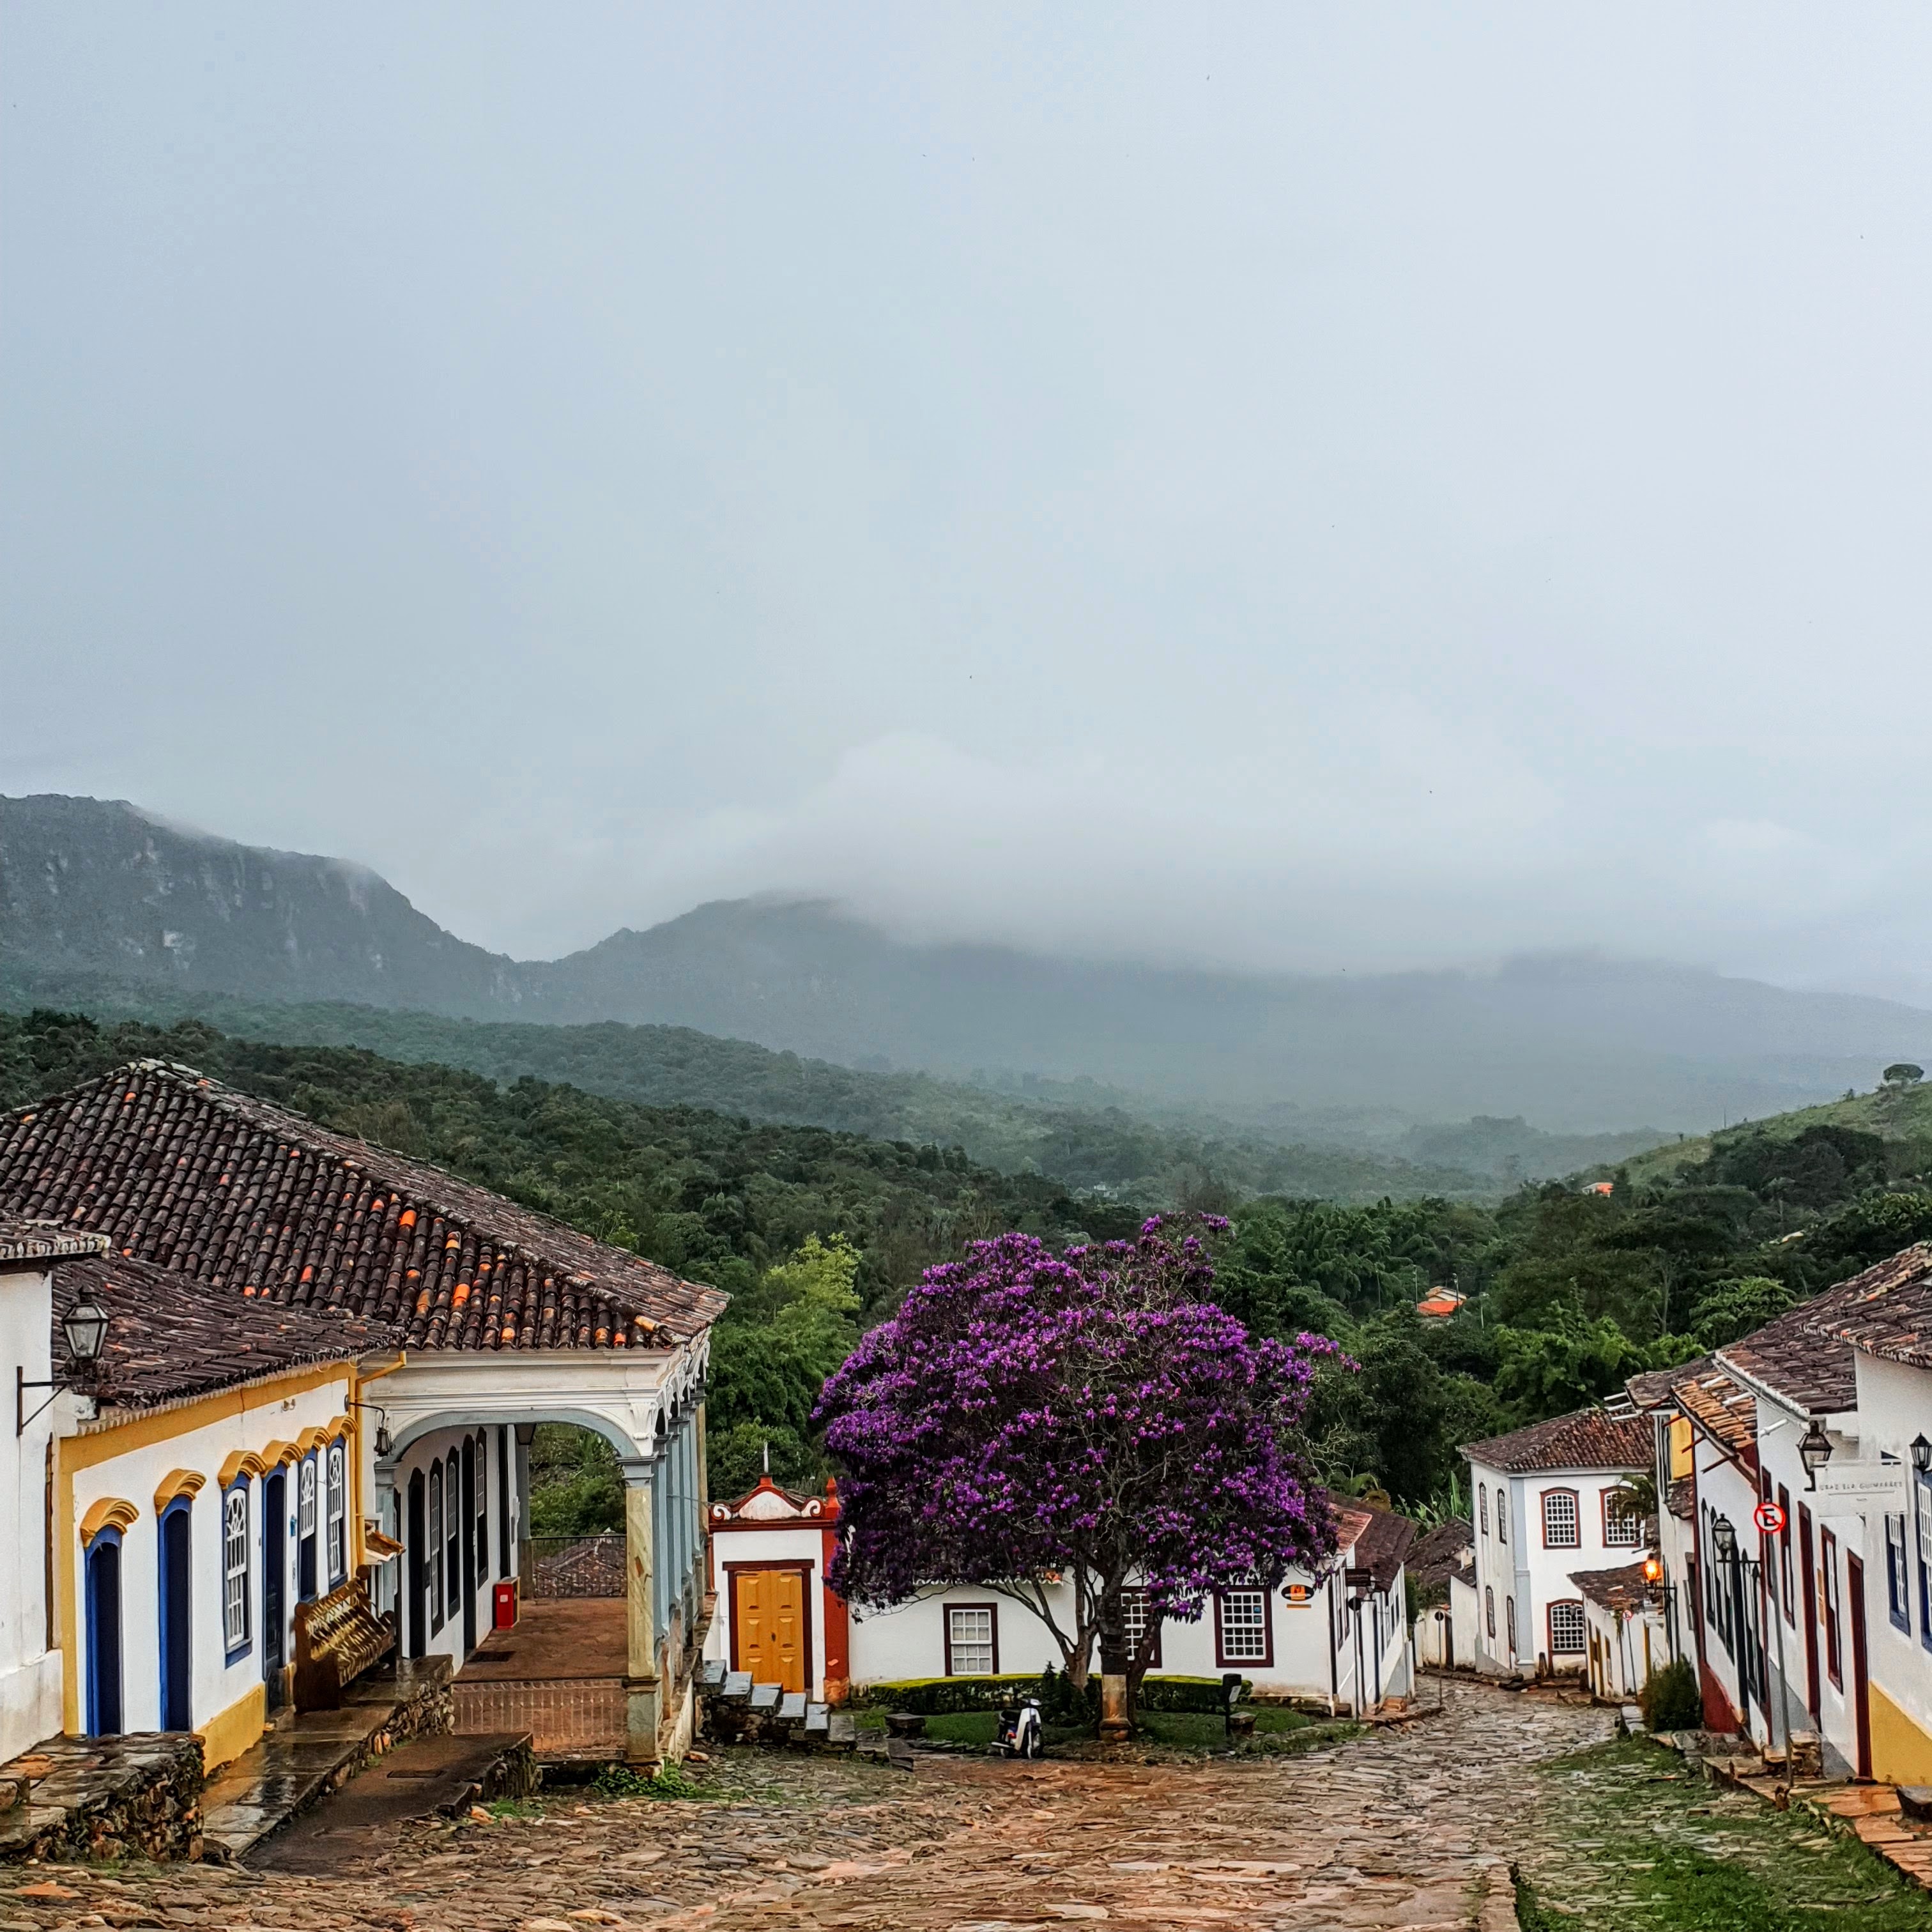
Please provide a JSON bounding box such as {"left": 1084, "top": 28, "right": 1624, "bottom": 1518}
{"left": 1712, "top": 1513, "right": 1779, "bottom": 1759}
{"left": 17, "top": 1297, "right": 112, "bottom": 1436}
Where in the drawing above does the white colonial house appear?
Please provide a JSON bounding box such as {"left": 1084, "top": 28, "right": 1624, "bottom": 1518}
{"left": 705, "top": 1476, "right": 1416, "bottom": 1712}
{"left": 0, "top": 1220, "right": 112, "bottom": 1762}
{"left": 0, "top": 1061, "right": 726, "bottom": 1767}
{"left": 1811, "top": 1245, "right": 1932, "bottom": 1786}
{"left": 1463, "top": 1408, "right": 1652, "bottom": 1678}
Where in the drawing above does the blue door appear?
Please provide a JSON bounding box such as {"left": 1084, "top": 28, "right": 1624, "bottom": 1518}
{"left": 86, "top": 1534, "right": 124, "bottom": 1736}
{"left": 159, "top": 1502, "right": 193, "bottom": 1731}
{"left": 263, "top": 1469, "right": 287, "bottom": 1708}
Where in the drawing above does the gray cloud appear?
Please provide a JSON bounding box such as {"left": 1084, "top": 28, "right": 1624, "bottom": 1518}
{"left": 6, "top": 5, "right": 1932, "bottom": 999}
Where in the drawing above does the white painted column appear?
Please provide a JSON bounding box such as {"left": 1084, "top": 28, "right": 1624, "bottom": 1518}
{"left": 621, "top": 1453, "right": 660, "bottom": 1765}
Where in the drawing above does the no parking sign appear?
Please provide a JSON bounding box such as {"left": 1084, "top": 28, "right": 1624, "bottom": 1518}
{"left": 1754, "top": 1499, "right": 1787, "bottom": 1536}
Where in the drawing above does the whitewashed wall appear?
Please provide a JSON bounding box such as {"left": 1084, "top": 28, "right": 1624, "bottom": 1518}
{"left": 0, "top": 1262, "right": 62, "bottom": 1759}
{"left": 1469, "top": 1457, "right": 1644, "bottom": 1676}
{"left": 1850, "top": 1353, "right": 1932, "bottom": 1780}
{"left": 703, "top": 1523, "right": 829, "bottom": 1692}
{"left": 390, "top": 1422, "right": 512, "bottom": 1672}
{"left": 65, "top": 1368, "right": 354, "bottom": 1749}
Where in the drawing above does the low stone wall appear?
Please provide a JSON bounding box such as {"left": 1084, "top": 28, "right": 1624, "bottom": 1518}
{"left": 0, "top": 1735, "right": 205, "bottom": 1864}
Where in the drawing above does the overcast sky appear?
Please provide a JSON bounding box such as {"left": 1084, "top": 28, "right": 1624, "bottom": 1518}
{"left": 7, "top": 7, "right": 1932, "bottom": 997}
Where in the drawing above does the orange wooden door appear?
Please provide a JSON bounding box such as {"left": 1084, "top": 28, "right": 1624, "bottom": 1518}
{"left": 735, "top": 1569, "right": 806, "bottom": 1692}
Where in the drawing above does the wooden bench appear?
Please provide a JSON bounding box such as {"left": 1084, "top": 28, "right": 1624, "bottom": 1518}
{"left": 293, "top": 1577, "right": 395, "bottom": 1711}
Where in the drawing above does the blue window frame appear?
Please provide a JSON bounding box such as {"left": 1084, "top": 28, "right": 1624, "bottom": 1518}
{"left": 1917, "top": 1472, "right": 1932, "bottom": 1653}
{"left": 1887, "top": 1512, "right": 1912, "bottom": 1632}
{"left": 158, "top": 1496, "right": 194, "bottom": 1732}
{"left": 325, "top": 1438, "right": 348, "bottom": 1588}
{"left": 222, "top": 1480, "right": 252, "bottom": 1661}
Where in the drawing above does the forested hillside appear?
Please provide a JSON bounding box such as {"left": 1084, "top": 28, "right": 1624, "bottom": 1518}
{"left": 0, "top": 974, "right": 1498, "bottom": 1204}
{"left": 7, "top": 1008, "right": 1930, "bottom": 1519}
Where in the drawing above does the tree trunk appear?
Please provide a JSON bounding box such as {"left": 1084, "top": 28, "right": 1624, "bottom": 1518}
{"left": 1098, "top": 1578, "right": 1129, "bottom": 1744}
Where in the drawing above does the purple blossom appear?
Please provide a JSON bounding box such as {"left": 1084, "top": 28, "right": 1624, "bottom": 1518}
{"left": 816, "top": 1216, "right": 1345, "bottom": 1676}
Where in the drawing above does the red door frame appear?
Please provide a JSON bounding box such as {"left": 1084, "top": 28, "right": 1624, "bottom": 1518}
{"left": 1798, "top": 1505, "right": 1821, "bottom": 1720}
{"left": 1848, "top": 1556, "right": 1874, "bottom": 1780}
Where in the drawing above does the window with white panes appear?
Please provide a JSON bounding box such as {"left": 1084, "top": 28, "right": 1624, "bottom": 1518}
{"left": 1496, "top": 1491, "right": 1507, "bottom": 1545}
{"left": 946, "top": 1605, "right": 996, "bottom": 1676}
{"left": 445, "top": 1450, "right": 461, "bottom": 1616}
{"left": 326, "top": 1442, "right": 348, "bottom": 1586}
{"left": 298, "top": 1457, "right": 316, "bottom": 1540}
{"left": 1479, "top": 1485, "right": 1488, "bottom": 1537}
{"left": 1121, "top": 1587, "right": 1160, "bottom": 1666}
{"left": 1216, "top": 1588, "right": 1270, "bottom": 1664}
{"left": 1603, "top": 1491, "right": 1642, "bottom": 1547}
{"left": 1887, "top": 1513, "right": 1911, "bottom": 1630}
{"left": 1542, "top": 1489, "right": 1579, "bottom": 1549}
{"left": 223, "top": 1484, "right": 250, "bottom": 1652}
{"left": 1549, "top": 1601, "right": 1586, "bottom": 1655}
{"left": 428, "top": 1464, "right": 445, "bottom": 1632}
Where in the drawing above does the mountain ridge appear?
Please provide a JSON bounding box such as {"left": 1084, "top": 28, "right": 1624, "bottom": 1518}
{"left": 6, "top": 792, "right": 1928, "bottom": 1133}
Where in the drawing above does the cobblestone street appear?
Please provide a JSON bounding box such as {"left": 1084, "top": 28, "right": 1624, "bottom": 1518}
{"left": 1, "top": 1682, "right": 1615, "bottom": 1932}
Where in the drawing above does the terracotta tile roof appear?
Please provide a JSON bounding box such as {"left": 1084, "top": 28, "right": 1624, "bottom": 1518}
{"left": 1461, "top": 1406, "right": 1653, "bottom": 1475}
{"left": 1409, "top": 1519, "right": 1474, "bottom": 1591}
{"left": 1671, "top": 1363, "right": 1758, "bottom": 1455}
{"left": 0, "top": 1061, "right": 728, "bottom": 1351}
{"left": 1715, "top": 1278, "right": 1866, "bottom": 1416}
{"left": 1568, "top": 1560, "right": 1658, "bottom": 1616}
{"left": 1625, "top": 1358, "right": 1708, "bottom": 1412}
{"left": 1351, "top": 1508, "right": 1419, "bottom": 1592}
{"left": 1329, "top": 1503, "right": 1377, "bottom": 1551}
{"left": 1807, "top": 1241, "right": 1932, "bottom": 1372}
{"left": 55, "top": 1249, "right": 376, "bottom": 1410}
{"left": 1666, "top": 1476, "right": 1696, "bottom": 1521}
{"left": 0, "top": 1216, "right": 111, "bottom": 1269}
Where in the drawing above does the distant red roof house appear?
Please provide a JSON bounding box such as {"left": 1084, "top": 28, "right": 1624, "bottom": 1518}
{"left": 1415, "top": 1287, "right": 1466, "bottom": 1319}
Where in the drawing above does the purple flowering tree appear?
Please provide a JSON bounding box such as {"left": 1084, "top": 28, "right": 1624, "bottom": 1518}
{"left": 816, "top": 1216, "right": 1340, "bottom": 1737}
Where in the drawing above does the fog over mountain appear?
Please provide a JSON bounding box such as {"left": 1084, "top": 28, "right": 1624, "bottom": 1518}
{"left": 7, "top": 795, "right": 1928, "bottom": 1135}
{"left": 9, "top": 11, "right": 1932, "bottom": 1005}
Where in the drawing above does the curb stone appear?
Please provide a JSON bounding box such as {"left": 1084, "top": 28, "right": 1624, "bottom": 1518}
{"left": 1476, "top": 1862, "right": 1519, "bottom": 1930}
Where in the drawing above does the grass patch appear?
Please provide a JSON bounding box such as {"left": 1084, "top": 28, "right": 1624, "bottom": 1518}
{"left": 1132, "top": 1708, "right": 1312, "bottom": 1751}
{"left": 1517, "top": 1736, "right": 1932, "bottom": 1930}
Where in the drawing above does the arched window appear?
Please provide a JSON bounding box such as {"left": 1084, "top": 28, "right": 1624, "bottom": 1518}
{"left": 325, "top": 1440, "right": 348, "bottom": 1588}
{"left": 223, "top": 1482, "right": 252, "bottom": 1656}
{"left": 1479, "top": 1484, "right": 1489, "bottom": 1537}
{"left": 428, "top": 1462, "right": 445, "bottom": 1633}
{"left": 1496, "top": 1491, "right": 1507, "bottom": 1545}
{"left": 1505, "top": 1595, "right": 1518, "bottom": 1659}
{"left": 1485, "top": 1585, "right": 1495, "bottom": 1637}
{"left": 297, "top": 1455, "right": 319, "bottom": 1600}
{"left": 445, "top": 1450, "right": 461, "bottom": 1618}
{"left": 474, "top": 1431, "right": 489, "bottom": 1586}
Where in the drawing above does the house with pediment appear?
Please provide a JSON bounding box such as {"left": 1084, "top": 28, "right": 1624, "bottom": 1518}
{"left": 0, "top": 1059, "right": 726, "bottom": 1767}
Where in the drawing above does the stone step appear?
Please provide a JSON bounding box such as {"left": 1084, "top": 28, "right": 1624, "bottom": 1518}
{"left": 748, "top": 1682, "right": 779, "bottom": 1713}
{"left": 723, "top": 1671, "right": 753, "bottom": 1702}
{"left": 804, "top": 1703, "right": 829, "bottom": 1734}
{"left": 250, "top": 1732, "right": 534, "bottom": 1875}
{"left": 778, "top": 1692, "right": 807, "bottom": 1722}
{"left": 700, "top": 1659, "right": 727, "bottom": 1692}
{"left": 199, "top": 1657, "right": 452, "bottom": 1866}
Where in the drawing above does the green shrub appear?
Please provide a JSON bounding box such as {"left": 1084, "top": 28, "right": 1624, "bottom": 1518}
{"left": 1637, "top": 1657, "right": 1702, "bottom": 1733}
{"left": 848, "top": 1674, "right": 1050, "bottom": 1715}
{"left": 848, "top": 1669, "right": 1242, "bottom": 1720}
{"left": 1135, "top": 1674, "right": 1251, "bottom": 1714}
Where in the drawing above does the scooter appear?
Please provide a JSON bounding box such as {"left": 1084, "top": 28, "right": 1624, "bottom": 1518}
{"left": 993, "top": 1697, "right": 1044, "bottom": 1758}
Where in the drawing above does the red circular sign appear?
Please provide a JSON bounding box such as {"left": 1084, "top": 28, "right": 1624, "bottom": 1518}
{"left": 1754, "top": 1500, "right": 1787, "bottom": 1535}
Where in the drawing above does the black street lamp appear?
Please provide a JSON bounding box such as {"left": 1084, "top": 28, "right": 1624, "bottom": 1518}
{"left": 1912, "top": 1434, "right": 1931, "bottom": 1478}
{"left": 1798, "top": 1420, "right": 1835, "bottom": 1491}
{"left": 17, "top": 1298, "right": 112, "bottom": 1436}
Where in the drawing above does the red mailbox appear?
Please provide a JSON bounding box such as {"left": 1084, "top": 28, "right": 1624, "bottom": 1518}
{"left": 493, "top": 1579, "right": 519, "bottom": 1630}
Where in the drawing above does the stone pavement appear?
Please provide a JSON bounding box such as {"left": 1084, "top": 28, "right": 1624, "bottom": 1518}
{"left": 0, "top": 1680, "right": 1607, "bottom": 1932}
